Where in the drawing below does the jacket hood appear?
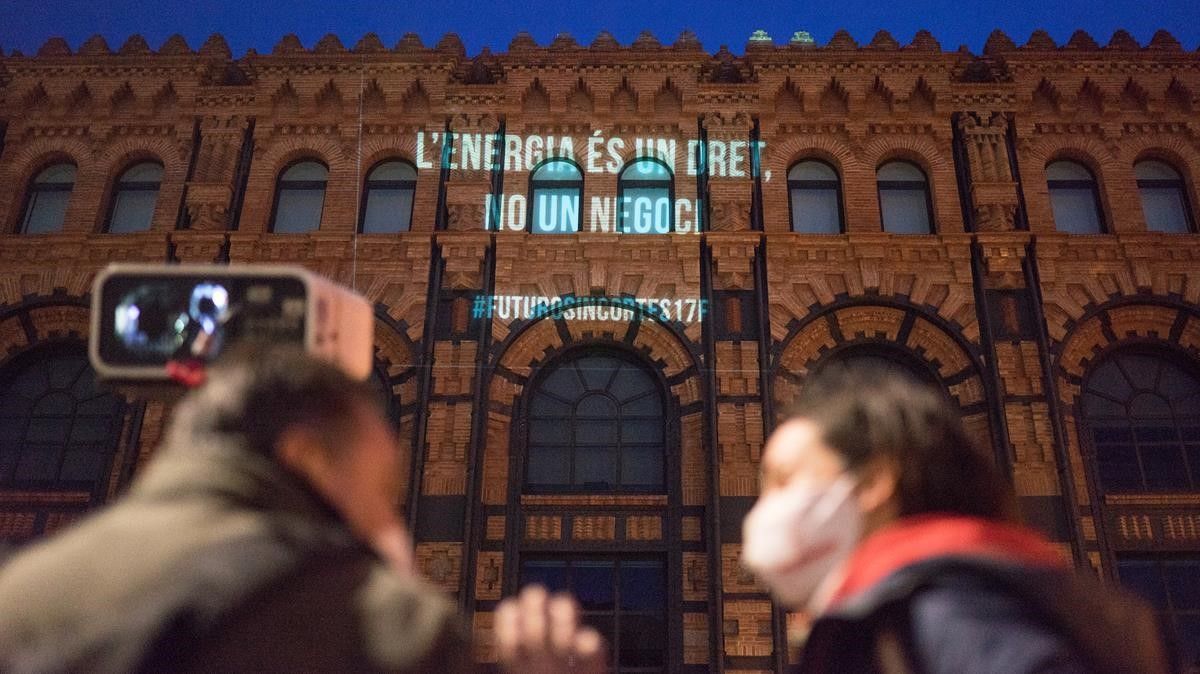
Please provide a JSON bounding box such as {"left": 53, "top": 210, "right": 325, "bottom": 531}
{"left": 830, "top": 513, "right": 1067, "bottom": 608}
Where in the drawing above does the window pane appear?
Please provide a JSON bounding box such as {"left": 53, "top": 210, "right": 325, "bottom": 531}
{"left": 1140, "top": 186, "right": 1190, "bottom": 233}
{"left": 575, "top": 419, "right": 618, "bottom": 445}
{"left": 121, "top": 162, "right": 163, "bottom": 183}
{"left": 59, "top": 448, "right": 104, "bottom": 483}
{"left": 573, "top": 561, "right": 615, "bottom": 610}
{"left": 1046, "top": 161, "right": 1093, "bottom": 181}
{"left": 22, "top": 190, "right": 71, "bottom": 234}
{"left": 1118, "top": 560, "right": 1168, "bottom": 608}
{"left": 1134, "top": 160, "right": 1181, "bottom": 181}
{"left": 789, "top": 161, "right": 837, "bottom": 181}
{"left": 273, "top": 189, "right": 325, "bottom": 233}
{"left": 529, "top": 418, "right": 570, "bottom": 445}
{"left": 35, "top": 164, "right": 77, "bottom": 184}
{"left": 620, "top": 561, "right": 666, "bottom": 611}
{"left": 527, "top": 446, "right": 571, "bottom": 487}
{"left": 619, "top": 614, "right": 667, "bottom": 667}
{"left": 369, "top": 161, "right": 416, "bottom": 181}
{"left": 575, "top": 446, "right": 616, "bottom": 489}
{"left": 533, "top": 160, "right": 582, "bottom": 181}
{"left": 281, "top": 161, "right": 327, "bottom": 181}
{"left": 1166, "top": 561, "right": 1200, "bottom": 610}
{"left": 880, "top": 188, "right": 931, "bottom": 234}
{"left": 108, "top": 189, "right": 158, "bottom": 233}
{"left": 531, "top": 188, "right": 581, "bottom": 233}
{"left": 621, "top": 419, "right": 663, "bottom": 443}
{"left": 579, "top": 359, "right": 621, "bottom": 390}
{"left": 620, "top": 188, "right": 671, "bottom": 234}
{"left": 520, "top": 560, "right": 568, "bottom": 591}
{"left": 791, "top": 188, "right": 841, "bottom": 234}
{"left": 620, "top": 446, "right": 664, "bottom": 487}
{"left": 576, "top": 394, "right": 617, "bottom": 418}
{"left": 14, "top": 444, "right": 60, "bottom": 482}
{"left": 1140, "top": 444, "right": 1189, "bottom": 490}
{"left": 622, "top": 160, "right": 671, "bottom": 181}
{"left": 878, "top": 162, "right": 926, "bottom": 182}
{"left": 1049, "top": 187, "right": 1102, "bottom": 234}
{"left": 1096, "top": 443, "right": 1142, "bottom": 492}
{"left": 362, "top": 187, "right": 413, "bottom": 233}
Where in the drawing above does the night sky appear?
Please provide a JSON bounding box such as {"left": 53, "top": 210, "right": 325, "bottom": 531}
{"left": 0, "top": 0, "right": 1198, "bottom": 56}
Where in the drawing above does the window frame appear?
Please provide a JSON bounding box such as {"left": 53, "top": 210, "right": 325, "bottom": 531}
{"left": 269, "top": 158, "right": 329, "bottom": 234}
{"left": 1046, "top": 159, "right": 1107, "bottom": 234}
{"left": 1134, "top": 159, "right": 1195, "bottom": 234}
{"left": 521, "top": 348, "right": 669, "bottom": 495}
{"left": 787, "top": 159, "right": 845, "bottom": 234}
{"left": 1115, "top": 554, "right": 1200, "bottom": 669}
{"left": 0, "top": 343, "right": 125, "bottom": 493}
{"left": 527, "top": 158, "right": 584, "bottom": 234}
{"left": 876, "top": 160, "right": 935, "bottom": 234}
{"left": 616, "top": 157, "right": 675, "bottom": 234}
{"left": 358, "top": 158, "right": 417, "bottom": 234}
{"left": 517, "top": 555, "right": 669, "bottom": 674}
{"left": 103, "top": 160, "right": 164, "bottom": 234}
{"left": 1077, "top": 348, "right": 1200, "bottom": 494}
{"left": 17, "top": 162, "right": 76, "bottom": 235}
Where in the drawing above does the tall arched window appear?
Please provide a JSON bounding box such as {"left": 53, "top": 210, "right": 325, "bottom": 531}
{"left": 1079, "top": 351, "right": 1200, "bottom": 493}
{"left": 106, "top": 162, "right": 162, "bottom": 233}
{"left": 525, "top": 350, "right": 665, "bottom": 492}
{"left": 271, "top": 160, "right": 328, "bottom": 234}
{"left": 0, "top": 346, "right": 124, "bottom": 490}
{"left": 19, "top": 163, "right": 76, "bottom": 234}
{"left": 1047, "top": 160, "right": 1105, "bottom": 234}
{"left": 788, "top": 160, "right": 843, "bottom": 234}
{"left": 1135, "top": 160, "right": 1193, "bottom": 234}
{"left": 360, "top": 160, "right": 416, "bottom": 234}
{"left": 529, "top": 159, "right": 583, "bottom": 234}
{"left": 618, "top": 159, "right": 673, "bottom": 234}
{"left": 877, "top": 161, "right": 933, "bottom": 234}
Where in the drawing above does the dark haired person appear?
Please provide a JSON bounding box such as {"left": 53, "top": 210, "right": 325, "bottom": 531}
{"left": 743, "top": 367, "right": 1171, "bottom": 674}
{"left": 0, "top": 349, "right": 602, "bottom": 673}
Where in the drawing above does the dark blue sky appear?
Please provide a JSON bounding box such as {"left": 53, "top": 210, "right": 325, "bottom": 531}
{"left": 1, "top": 0, "right": 1198, "bottom": 56}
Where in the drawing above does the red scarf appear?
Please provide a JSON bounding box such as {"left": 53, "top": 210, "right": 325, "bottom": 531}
{"left": 829, "top": 514, "right": 1069, "bottom": 607}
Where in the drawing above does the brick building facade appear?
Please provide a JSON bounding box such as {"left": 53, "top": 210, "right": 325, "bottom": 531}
{"left": 1, "top": 26, "right": 1199, "bottom": 672}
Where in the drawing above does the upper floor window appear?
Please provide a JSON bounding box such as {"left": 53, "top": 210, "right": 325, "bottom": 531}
{"left": 19, "top": 163, "right": 76, "bottom": 235}
{"left": 0, "top": 346, "right": 124, "bottom": 490}
{"left": 618, "top": 159, "right": 673, "bottom": 234}
{"left": 877, "top": 161, "right": 933, "bottom": 234}
{"left": 525, "top": 350, "right": 665, "bottom": 493}
{"left": 788, "top": 160, "right": 843, "bottom": 234}
{"left": 1046, "top": 160, "right": 1104, "bottom": 234}
{"left": 1135, "top": 160, "right": 1193, "bottom": 234}
{"left": 106, "top": 162, "right": 162, "bottom": 233}
{"left": 530, "top": 160, "right": 582, "bottom": 234}
{"left": 271, "top": 160, "right": 327, "bottom": 234}
{"left": 1080, "top": 351, "right": 1200, "bottom": 493}
{"left": 360, "top": 160, "right": 416, "bottom": 234}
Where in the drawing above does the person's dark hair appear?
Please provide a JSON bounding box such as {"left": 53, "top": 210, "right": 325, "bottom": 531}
{"left": 166, "top": 346, "right": 381, "bottom": 457}
{"left": 785, "top": 364, "right": 1016, "bottom": 521}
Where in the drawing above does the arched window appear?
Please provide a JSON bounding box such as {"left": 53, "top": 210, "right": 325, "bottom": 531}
{"left": 1046, "top": 160, "right": 1105, "bottom": 234}
{"left": 529, "top": 160, "right": 583, "bottom": 234}
{"left": 618, "top": 159, "right": 673, "bottom": 234}
{"left": 788, "top": 160, "right": 843, "bottom": 234}
{"left": 19, "top": 163, "right": 75, "bottom": 234}
{"left": 360, "top": 160, "right": 416, "bottom": 234}
{"left": 106, "top": 162, "right": 162, "bottom": 233}
{"left": 271, "top": 160, "right": 327, "bottom": 233}
{"left": 1079, "top": 351, "right": 1200, "bottom": 493}
{"left": 1135, "top": 160, "right": 1193, "bottom": 234}
{"left": 0, "top": 346, "right": 124, "bottom": 490}
{"left": 877, "top": 161, "right": 933, "bottom": 234}
{"left": 525, "top": 350, "right": 665, "bottom": 492}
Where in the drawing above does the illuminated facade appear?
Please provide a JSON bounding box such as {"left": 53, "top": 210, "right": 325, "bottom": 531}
{"left": 2, "top": 26, "right": 1200, "bottom": 671}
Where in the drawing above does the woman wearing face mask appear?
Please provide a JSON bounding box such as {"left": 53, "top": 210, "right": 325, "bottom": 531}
{"left": 742, "top": 367, "right": 1172, "bottom": 674}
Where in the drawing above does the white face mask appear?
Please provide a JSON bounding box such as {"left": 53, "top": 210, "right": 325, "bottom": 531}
{"left": 741, "top": 473, "right": 862, "bottom": 609}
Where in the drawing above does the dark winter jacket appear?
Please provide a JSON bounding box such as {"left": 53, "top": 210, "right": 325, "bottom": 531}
{"left": 796, "top": 515, "right": 1172, "bottom": 674}
{"left": 0, "top": 437, "right": 472, "bottom": 673}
